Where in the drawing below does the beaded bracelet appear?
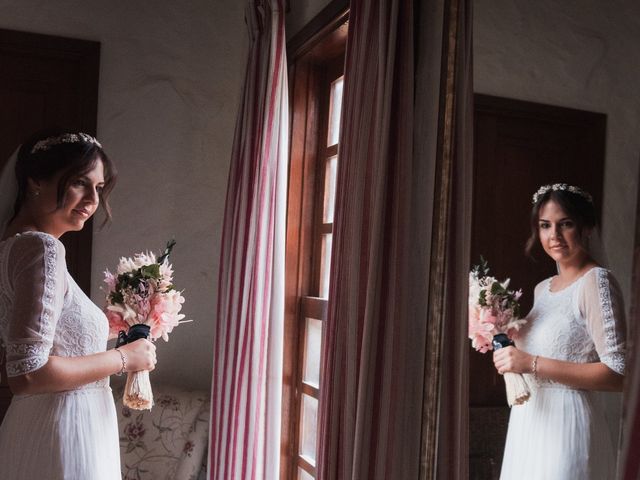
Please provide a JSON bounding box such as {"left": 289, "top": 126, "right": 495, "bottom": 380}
{"left": 531, "top": 355, "right": 539, "bottom": 379}
{"left": 115, "top": 348, "right": 127, "bottom": 376}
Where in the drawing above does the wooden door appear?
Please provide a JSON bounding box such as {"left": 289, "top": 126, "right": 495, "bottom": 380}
{"left": 0, "top": 28, "right": 100, "bottom": 422}
{"left": 469, "top": 95, "right": 606, "bottom": 478}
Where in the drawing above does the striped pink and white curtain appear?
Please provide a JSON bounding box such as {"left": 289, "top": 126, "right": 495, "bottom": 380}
{"left": 208, "top": 1, "right": 288, "bottom": 479}
{"left": 317, "top": 0, "right": 473, "bottom": 478}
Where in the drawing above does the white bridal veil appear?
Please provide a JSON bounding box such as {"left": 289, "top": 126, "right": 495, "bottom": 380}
{"left": 0, "top": 147, "right": 20, "bottom": 235}
{"left": 587, "top": 227, "right": 610, "bottom": 269}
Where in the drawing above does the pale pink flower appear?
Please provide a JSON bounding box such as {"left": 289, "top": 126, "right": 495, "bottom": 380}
{"left": 116, "top": 251, "right": 156, "bottom": 274}
{"left": 472, "top": 333, "right": 493, "bottom": 353}
{"left": 106, "top": 309, "right": 129, "bottom": 337}
{"left": 104, "top": 270, "right": 117, "bottom": 291}
{"left": 480, "top": 308, "right": 498, "bottom": 326}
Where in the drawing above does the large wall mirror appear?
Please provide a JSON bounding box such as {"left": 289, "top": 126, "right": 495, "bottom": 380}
{"left": 470, "top": 0, "right": 639, "bottom": 477}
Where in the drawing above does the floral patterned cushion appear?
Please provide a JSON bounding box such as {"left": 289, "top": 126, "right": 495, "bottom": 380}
{"left": 113, "top": 383, "right": 209, "bottom": 480}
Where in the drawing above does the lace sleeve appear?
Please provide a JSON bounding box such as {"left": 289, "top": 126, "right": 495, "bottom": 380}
{"left": 578, "top": 268, "right": 626, "bottom": 375}
{"left": 5, "top": 233, "right": 67, "bottom": 377}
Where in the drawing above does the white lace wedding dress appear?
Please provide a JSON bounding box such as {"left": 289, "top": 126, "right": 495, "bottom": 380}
{"left": 0, "top": 232, "right": 121, "bottom": 479}
{"left": 500, "top": 267, "right": 626, "bottom": 480}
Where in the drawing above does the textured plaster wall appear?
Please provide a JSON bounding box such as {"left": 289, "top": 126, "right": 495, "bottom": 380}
{"left": 0, "top": 0, "right": 247, "bottom": 391}
{"left": 475, "top": 0, "right": 640, "bottom": 446}
{"left": 475, "top": 0, "right": 640, "bottom": 303}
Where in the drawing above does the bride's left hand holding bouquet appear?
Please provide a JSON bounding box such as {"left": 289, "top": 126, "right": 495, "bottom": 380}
{"left": 103, "top": 240, "right": 190, "bottom": 410}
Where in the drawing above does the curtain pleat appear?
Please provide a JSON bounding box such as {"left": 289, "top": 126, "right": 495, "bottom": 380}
{"left": 620, "top": 188, "right": 640, "bottom": 479}
{"left": 208, "top": 1, "right": 288, "bottom": 479}
{"left": 432, "top": 0, "right": 473, "bottom": 477}
{"left": 317, "top": 0, "right": 473, "bottom": 478}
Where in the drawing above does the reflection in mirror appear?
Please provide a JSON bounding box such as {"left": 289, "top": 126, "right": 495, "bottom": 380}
{"left": 471, "top": 1, "right": 639, "bottom": 478}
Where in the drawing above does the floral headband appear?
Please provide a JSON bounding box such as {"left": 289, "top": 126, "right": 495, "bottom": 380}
{"left": 31, "top": 133, "right": 102, "bottom": 154}
{"left": 532, "top": 183, "right": 593, "bottom": 204}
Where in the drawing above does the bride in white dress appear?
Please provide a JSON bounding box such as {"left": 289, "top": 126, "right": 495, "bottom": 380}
{"left": 493, "top": 183, "right": 626, "bottom": 480}
{"left": 0, "top": 131, "right": 156, "bottom": 480}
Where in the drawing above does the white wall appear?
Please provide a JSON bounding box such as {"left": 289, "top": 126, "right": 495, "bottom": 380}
{"left": 474, "top": 0, "right": 640, "bottom": 303}
{"left": 0, "top": 0, "right": 247, "bottom": 391}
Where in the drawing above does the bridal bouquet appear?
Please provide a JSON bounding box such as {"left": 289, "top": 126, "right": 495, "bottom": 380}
{"left": 103, "top": 240, "right": 189, "bottom": 410}
{"left": 469, "top": 258, "right": 529, "bottom": 406}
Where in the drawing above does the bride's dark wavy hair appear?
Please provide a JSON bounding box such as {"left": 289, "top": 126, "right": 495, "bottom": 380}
{"left": 13, "top": 128, "right": 117, "bottom": 227}
{"left": 524, "top": 188, "right": 598, "bottom": 258}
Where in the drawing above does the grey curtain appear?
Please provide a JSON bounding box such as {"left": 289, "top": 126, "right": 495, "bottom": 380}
{"left": 316, "top": 0, "right": 473, "bottom": 478}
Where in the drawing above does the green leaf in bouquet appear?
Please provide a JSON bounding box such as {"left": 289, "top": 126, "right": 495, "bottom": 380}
{"left": 118, "top": 271, "right": 140, "bottom": 290}
{"left": 110, "top": 290, "right": 124, "bottom": 305}
{"left": 157, "top": 239, "right": 176, "bottom": 265}
{"left": 479, "top": 289, "right": 488, "bottom": 306}
{"left": 472, "top": 255, "right": 490, "bottom": 278}
{"left": 140, "top": 264, "right": 161, "bottom": 279}
{"left": 491, "top": 281, "right": 507, "bottom": 296}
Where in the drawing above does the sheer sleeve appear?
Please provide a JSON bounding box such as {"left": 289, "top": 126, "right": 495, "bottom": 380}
{"left": 578, "top": 268, "right": 626, "bottom": 375}
{"left": 5, "top": 233, "right": 67, "bottom": 377}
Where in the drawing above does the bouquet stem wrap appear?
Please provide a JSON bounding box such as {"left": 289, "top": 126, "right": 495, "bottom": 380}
{"left": 118, "top": 324, "right": 153, "bottom": 410}
{"left": 493, "top": 334, "right": 530, "bottom": 406}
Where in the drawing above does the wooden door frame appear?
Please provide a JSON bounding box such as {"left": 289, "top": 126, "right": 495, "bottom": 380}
{"left": 283, "top": 2, "right": 348, "bottom": 478}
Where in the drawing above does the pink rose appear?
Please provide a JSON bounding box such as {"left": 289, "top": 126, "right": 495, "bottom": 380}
{"left": 480, "top": 308, "right": 498, "bottom": 325}
{"left": 106, "top": 309, "right": 129, "bottom": 337}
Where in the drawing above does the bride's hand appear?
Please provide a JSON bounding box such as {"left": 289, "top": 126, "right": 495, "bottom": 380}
{"left": 493, "top": 346, "right": 533, "bottom": 375}
{"left": 118, "top": 339, "right": 157, "bottom": 372}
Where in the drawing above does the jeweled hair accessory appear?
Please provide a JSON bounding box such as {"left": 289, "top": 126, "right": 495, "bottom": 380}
{"left": 31, "top": 132, "right": 102, "bottom": 154}
{"left": 532, "top": 183, "right": 593, "bottom": 204}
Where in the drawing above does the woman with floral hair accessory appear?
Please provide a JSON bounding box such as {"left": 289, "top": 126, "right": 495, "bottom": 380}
{"left": 0, "top": 129, "right": 156, "bottom": 479}
{"left": 494, "top": 183, "right": 626, "bottom": 479}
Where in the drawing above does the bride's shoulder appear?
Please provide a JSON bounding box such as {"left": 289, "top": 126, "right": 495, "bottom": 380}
{"left": 535, "top": 276, "right": 553, "bottom": 289}
{"left": 581, "top": 265, "right": 613, "bottom": 283}
{"left": 577, "top": 266, "right": 623, "bottom": 297}
{"left": 6, "top": 231, "right": 65, "bottom": 257}
{"left": 533, "top": 278, "right": 551, "bottom": 297}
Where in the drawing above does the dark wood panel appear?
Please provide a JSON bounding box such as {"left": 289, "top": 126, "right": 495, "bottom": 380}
{"left": 0, "top": 28, "right": 100, "bottom": 423}
{"left": 301, "top": 296, "right": 328, "bottom": 320}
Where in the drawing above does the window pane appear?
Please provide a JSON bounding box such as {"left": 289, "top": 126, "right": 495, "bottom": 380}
{"left": 327, "top": 76, "right": 344, "bottom": 146}
{"left": 323, "top": 155, "right": 338, "bottom": 224}
{"left": 299, "top": 394, "right": 319, "bottom": 465}
{"left": 303, "top": 318, "right": 322, "bottom": 388}
{"left": 319, "top": 234, "right": 332, "bottom": 298}
{"left": 298, "top": 468, "right": 314, "bottom": 480}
